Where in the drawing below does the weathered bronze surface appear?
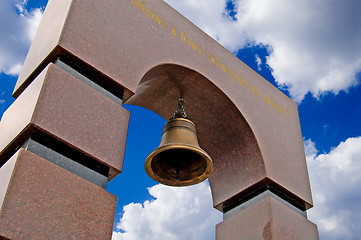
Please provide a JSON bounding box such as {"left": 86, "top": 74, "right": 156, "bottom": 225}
{"left": 145, "top": 117, "right": 213, "bottom": 186}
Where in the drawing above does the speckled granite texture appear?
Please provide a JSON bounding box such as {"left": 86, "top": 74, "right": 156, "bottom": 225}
{"left": 0, "top": 63, "right": 129, "bottom": 179}
{"left": 0, "top": 149, "right": 117, "bottom": 240}
{"left": 1, "top": 0, "right": 319, "bottom": 238}
{"left": 216, "top": 196, "right": 319, "bottom": 240}
{"left": 13, "top": 0, "right": 313, "bottom": 210}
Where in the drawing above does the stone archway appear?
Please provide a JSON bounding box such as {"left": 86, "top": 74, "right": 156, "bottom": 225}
{"left": 0, "top": 0, "right": 319, "bottom": 238}
{"left": 126, "top": 63, "right": 265, "bottom": 211}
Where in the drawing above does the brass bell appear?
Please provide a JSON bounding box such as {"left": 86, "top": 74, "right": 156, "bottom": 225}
{"left": 145, "top": 98, "right": 213, "bottom": 186}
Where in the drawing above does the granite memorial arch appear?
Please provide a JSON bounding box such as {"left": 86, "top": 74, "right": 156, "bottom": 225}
{"left": 0, "top": 0, "right": 319, "bottom": 239}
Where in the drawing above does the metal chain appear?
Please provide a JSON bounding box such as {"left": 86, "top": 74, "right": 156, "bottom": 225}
{"left": 172, "top": 97, "right": 188, "bottom": 119}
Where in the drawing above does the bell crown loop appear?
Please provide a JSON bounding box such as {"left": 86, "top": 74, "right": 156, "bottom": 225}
{"left": 172, "top": 97, "right": 188, "bottom": 119}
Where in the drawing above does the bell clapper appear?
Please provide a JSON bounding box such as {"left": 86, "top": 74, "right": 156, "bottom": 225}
{"left": 174, "top": 167, "right": 180, "bottom": 181}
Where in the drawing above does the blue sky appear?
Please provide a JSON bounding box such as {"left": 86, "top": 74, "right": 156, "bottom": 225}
{"left": 1, "top": 0, "right": 361, "bottom": 239}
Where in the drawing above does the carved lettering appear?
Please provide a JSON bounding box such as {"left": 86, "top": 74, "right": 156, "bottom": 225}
{"left": 215, "top": 57, "right": 220, "bottom": 68}
{"left": 264, "top": 95, "right": 269, "bottom": 104}
{"left": 146, "top": 8, "right": 154, "bottom": 19}
{"left": 275, "top": 104, "right": 282, "bottom": 113}
{"left": 231, "top": 71, "right": 237, "bottom": 80}
{"left": 198, "top": 46, "right": 203, "bottom": 55}
{"left": 181, "top": 32, "right": 186, "bottom": 42}
{"left": 221, "top": 64, "right": 226, "bottom": 72}
{"left": 227, "top": 68, "right": 231, "bottom": 76}
{"left": 155, "top": 15, "right": 161, "bottom": 24}
{"left": 237, "top": 75, "right": 246, "bottom": 87}
{"left": 250, "top": 84, "right": 254, "bottom": 93}
{"left": 126, "top": 0, "right": 289, "bottom": 116}
{"left": 132, "top": 0, "right": 139, "bottom": 7}
{"left": 237, "top": 75, "right": 242, "bottom": 84}
{"left": 270, "top": 100, "right": 275, "bottom": 108}
{"left": 210, "top": 55, "right": 215, "bottom": 64}
{"left": 187, "top": 38, "right": 192, "bottom": 47}
{"left": 139, "top": 1, "right": 145, "bottom": 12}
{"left": 192, "top": 42, "right": 197, "bottom": 51}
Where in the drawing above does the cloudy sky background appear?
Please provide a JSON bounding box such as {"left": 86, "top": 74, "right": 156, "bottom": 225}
{"left": 1, "top": 0, "right": 361, "bottom": 239}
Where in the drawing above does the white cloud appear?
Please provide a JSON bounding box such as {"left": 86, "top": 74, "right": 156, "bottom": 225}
{"left": 113, "top": 137, "right": 361, "bottom": 240}
{"left": 165, "top": 0, "right": 361, "bottom": 102}
{"left": 305, "top": 137, "right": 361, "bottom": 240}
{"left": 164, "top": 0, "right": 248, "bottom": 49}
{"left": 112, "top": 181, "right": 222, "bottom": 240}
{"left": 0, "top": 0, "right": 43, "bottom": 76}
{"left": 255, "top": 54, "right": 262, "bottom": 71}
{"left": 3, "top": 0, "right": 359, "bottom": 101}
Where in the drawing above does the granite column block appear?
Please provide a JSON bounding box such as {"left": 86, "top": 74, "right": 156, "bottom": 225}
{"left": 216, "top": 196, "right": 319, "bottom": 240}
{"left": 0, "top": 149, "right": 117, "bottom": 240}
{"left": 0, "top": 63, "right": 129, "bottom": 179}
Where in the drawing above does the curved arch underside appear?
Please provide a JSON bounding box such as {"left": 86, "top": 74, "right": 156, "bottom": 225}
{"left": 13, "top": 0, "right": 313, "bottom": 213}
{"left": 125, "top": 64, "right": 308, "bottom": 211}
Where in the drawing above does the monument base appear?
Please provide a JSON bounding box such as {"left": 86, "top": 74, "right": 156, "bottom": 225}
{"left": 216, "top": 196, "right": 319, "bottom": 240}
{"left": 0, "top": 149, "right": 117, "bottom": 240}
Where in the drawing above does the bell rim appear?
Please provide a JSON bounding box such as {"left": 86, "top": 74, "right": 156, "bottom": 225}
{"left": 144, "top": 144, "right": 213, "bottom": 187}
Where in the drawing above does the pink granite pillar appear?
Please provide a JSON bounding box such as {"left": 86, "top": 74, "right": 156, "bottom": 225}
{"left": 0, "top": 63, "right": 130, "bottom": 239}
{"left": 216, "top": 196, "right": 319, "bottom": 240}
{"left": 0, "top": 149, "right": 117, "bottom": 239}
